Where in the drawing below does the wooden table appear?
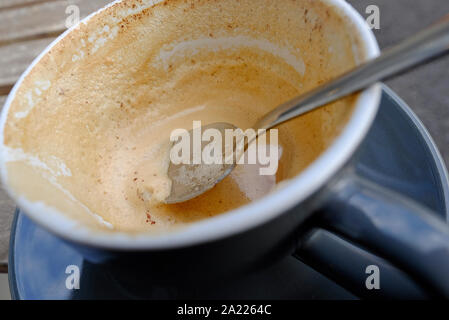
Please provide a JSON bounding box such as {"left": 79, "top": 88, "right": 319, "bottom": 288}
{"left": 1, "top": 0, "right": 449, "bottom": 272}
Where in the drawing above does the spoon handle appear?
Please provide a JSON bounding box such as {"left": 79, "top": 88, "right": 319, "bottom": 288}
{"left": 256, "top": 15, "right": 449, "bottom": 130}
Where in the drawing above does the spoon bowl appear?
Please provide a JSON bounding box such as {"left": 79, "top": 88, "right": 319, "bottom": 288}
{"left": 165, "top": 122, "right": 237, "bottom": 204}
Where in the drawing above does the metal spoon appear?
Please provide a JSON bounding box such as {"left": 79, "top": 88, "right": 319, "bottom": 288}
{"left": 164, "top": 16, "right": 449, "bottom": 204}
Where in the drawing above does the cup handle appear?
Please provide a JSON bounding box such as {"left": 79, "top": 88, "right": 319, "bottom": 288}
{"left": 297, "top": 173, "right": 449, "bottom": 298}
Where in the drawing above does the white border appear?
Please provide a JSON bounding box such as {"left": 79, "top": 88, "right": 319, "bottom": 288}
{"left": 0, "top": 0, "right": 381, "bottom": 250}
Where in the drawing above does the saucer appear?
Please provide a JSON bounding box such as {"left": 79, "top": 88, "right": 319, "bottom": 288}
{"left": 8, "top": 86, "right": 449, "bottom": 299}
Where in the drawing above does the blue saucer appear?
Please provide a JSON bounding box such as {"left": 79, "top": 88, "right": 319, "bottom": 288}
{"left": 8, "top": 86, "right": 449, "bottom": 299}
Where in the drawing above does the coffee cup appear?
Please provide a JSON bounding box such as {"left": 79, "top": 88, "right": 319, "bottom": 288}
{"left": 3, "top": 0, "right": 449, "bottom": 296}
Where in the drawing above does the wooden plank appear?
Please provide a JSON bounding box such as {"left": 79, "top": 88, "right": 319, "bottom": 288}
{"left": 0, "top": 182, "right": 14, "bottom": 267}
{"left": 0, "top": 0, "right": 60, "bottom": 10}
{"left": 0, "top": 95, "right": 15, "bottom": 266}
{"left": 0, "top": 37, "right": 55, "bottom": 95}
{"left": 0, "top": 0, "right": 112, "bottom": 44}
{"left": 0, "top": 96, "right": 7, "bottom": 109}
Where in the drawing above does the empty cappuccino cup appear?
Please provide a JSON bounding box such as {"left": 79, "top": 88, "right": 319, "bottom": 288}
{"left": 4, "top": 0, "right": 449, "bottom": 297}
{"left": 1, "top": 0, "right": 380, "bottom": 239}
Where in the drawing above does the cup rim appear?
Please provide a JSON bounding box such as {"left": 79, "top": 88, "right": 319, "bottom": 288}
{"left": 0, "top": 0, "right": 382, "bottom": 250}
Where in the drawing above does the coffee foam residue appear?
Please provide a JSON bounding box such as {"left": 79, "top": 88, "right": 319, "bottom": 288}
{"left": 144, "top": 104, "right": 206, "bottom": 130}
{"left": 14, "top": 80, "right": 51, "bottom": 119}
{"left": 3, "top": 147, "right": 71, "bottom": 178}
{"left": 155, "top": 35, "right": 306, "bottom": 76}
{"left": 71, "top": 0, "right": 165, "bottom": 63}
{"left": 3, "top": 147, "right": 113, "bottom": 229}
